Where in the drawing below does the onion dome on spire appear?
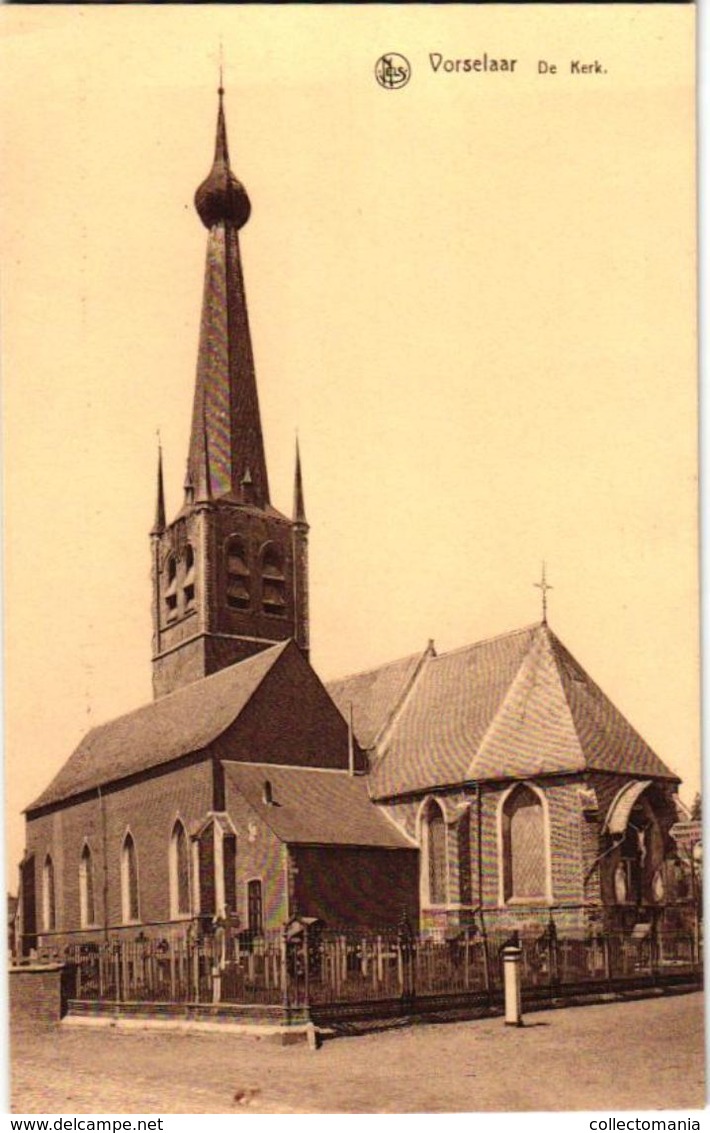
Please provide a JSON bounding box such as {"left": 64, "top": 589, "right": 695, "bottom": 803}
{"left": 194, "top": 87, "right": 251, "bottom": 230}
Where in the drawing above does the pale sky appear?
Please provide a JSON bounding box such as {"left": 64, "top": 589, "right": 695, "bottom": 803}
{"left": 0, "top": 6, "right": 697, "bottom": 876}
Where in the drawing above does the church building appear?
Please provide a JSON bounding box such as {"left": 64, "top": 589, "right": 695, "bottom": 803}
{"left": 19, "top": 90, "right": 419, "bottom": 954}
{"left": 328, "top": 623, "right": 681, "bottom": 939}
{"left": 19, "top": 89, "right": 684, "bottom": 956}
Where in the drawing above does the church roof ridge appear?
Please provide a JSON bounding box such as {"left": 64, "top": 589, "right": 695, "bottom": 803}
{"left": 369, "top": 622, "right": 678, "bottom": 798}
{"left": 328, "top": 623, "right": 544, "bottom": 687}
{"left": 222, "top": 761, "right": 413, "bottom": 849}
{"left": 326, "top": 646, "right": 430, "bottom": 687}
{"left": 26, "top": 641, "right": 291, "bottom": 813}
{"left": 150, "top": 638, "right": 290, "bottom": 707}
{"left": 544, "top": 630, "right": 679, "bottom": 782}
{"left": 428, "top": 621, "right": 544, "bottom": 663}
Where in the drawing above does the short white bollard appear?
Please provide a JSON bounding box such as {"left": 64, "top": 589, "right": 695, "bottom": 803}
{"left": 212, "top": 967, "right": 222, "bottom": 1004}
{"left": 502, "top": 945, "right": 523, "bottom": 1027}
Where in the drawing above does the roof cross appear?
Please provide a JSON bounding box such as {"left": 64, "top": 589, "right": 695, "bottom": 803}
{"left": 534, "top": 561, "right": 553, "bottom": 624}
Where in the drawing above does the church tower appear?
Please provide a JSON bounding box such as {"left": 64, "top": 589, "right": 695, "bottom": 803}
{"left": 150, "top": 87, "right": 309, "bottom": 700}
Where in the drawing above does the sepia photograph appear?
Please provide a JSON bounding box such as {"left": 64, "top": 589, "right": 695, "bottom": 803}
{"left": 1, "top": 3, "right": 702, "bottom": 1117}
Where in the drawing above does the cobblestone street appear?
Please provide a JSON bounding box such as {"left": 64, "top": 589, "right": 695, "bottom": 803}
{"left": 11, "top": 992, "right": 705, "bottom": 1114}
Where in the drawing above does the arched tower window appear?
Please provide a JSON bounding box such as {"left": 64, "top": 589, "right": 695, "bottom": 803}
{"left": 261, "top": 545, "right": 286, "bottom": 616}
{"left": 42, "top": 854, "right": 56, "bottom": 932}
{"left": 226, "top": 538, "right": 250, "bottom": 611}
{"left": 183, "top": 544, "right": 196, "bottom": 612}
{"left": 502, "top": 784, "right": 547, "bottom": 902}
{"left": 121, "top": 833, "right": 140, "bottom": 923}
{"left": 79, "top": 844, "right": 95, "bottom": 928}
{"left": 169, "top": 820, "right": 190, "bottom": 917}
{"left": 423, "top": 800, "right": 447, "bottom": 906}
{"left": 165, "top": 555, "right": 178, "bottom": 620}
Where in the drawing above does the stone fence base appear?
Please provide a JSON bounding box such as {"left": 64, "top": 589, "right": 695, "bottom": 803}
{"left": 59, "top": 972, "right": 702, "bottom": 1045}
{"left": 64, "top": 999, "right": 316, "bottom": 1045}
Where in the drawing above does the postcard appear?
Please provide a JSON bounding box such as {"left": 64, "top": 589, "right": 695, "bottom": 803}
{"left": 2, "top": 3, "right": 701, "bottom": 1117}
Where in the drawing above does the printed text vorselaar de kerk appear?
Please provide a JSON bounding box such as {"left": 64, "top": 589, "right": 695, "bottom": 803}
{"left": 429, "top": 54, "right": 608, "bottom": 75}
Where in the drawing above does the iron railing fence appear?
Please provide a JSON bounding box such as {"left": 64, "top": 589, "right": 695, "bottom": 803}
{"left": 67, "top": 921, "right": 702, "bottom": 1010}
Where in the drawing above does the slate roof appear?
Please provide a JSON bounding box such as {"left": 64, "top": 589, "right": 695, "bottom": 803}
{"left": 223, "top": 762, "right": 413, "bottom": 848}
{"left": 326, "top": 649, "right": 429, "bottom": 748}
{"left": 27, "top": 643, "right": 290, "bottom": 811}
{"left": 331, "top": 624, "right": 678, "bottom": 799}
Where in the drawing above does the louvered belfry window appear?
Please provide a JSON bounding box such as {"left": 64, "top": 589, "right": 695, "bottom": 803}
{"left": 183, "top": 544, "right": 196, "bottom": 612}
{"left": 261, "top": 546, "right": 286, "bottom": 615}
{"left": 503, "top": 785, "right": 547, "bottom": 901}
{"left": 226, "top": 538, "right": 250, "bottom": 610}
{"left": 427, "top": 802, "right": 447, "bottom": 905}
{"left": 165, "top": 555, "right": 178, "bottom": 620}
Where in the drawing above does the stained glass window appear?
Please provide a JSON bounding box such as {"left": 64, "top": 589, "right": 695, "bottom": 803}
{"left": 503, "top": 785, "right": 547, "bottom": 901}
{"left": 121, "top": 834, "right": 140, "bottom": 922}
{"left": 427, "top": 802, "right": 447, "bottom": 905}
{"left": 80, "top": 844, "right": 95, "bottom": 927}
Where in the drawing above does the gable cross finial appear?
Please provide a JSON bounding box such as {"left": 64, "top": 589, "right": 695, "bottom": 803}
{"left": 534, "top": 561, "right": 553, "bottom": 625}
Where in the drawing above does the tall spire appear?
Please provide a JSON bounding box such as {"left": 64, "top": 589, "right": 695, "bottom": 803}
{"left": 151, "top": 442, "right": 166, "bottom": 535}
{"left": 151, "top": 83, "right": 310, "bottom": 698}
{"left": 293, "top": 438, "right": 307, "bottom": 525}
{"left": 292, "top": 435, "right": 310, "bottom": 658}
{"left": 186, "top": 86, "right": 269, "bottom": 508}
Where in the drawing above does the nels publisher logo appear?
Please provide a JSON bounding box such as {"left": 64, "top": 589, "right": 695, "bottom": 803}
{"left": 375, "top": 53, "right": 411, "bottom": 90}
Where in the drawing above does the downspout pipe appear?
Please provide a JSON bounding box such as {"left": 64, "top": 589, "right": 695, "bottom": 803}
{"left": 476, "top": 783, "right": 491, "bottom": 997}
{"left": 98, "top": 785, "right": 109, "bottom": 941}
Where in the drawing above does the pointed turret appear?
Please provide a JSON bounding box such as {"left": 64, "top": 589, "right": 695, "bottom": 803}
{"left": 151, "top": 444, "right": 166, "bottom": 536}
{"left": 292, "top": 439, "right": 310, "bottom": 659}
{"left": 183, "top": 460, "right": 195, "bottom": 507}
{"left": 293, "top": 438, "right": 307, "bottom": 526}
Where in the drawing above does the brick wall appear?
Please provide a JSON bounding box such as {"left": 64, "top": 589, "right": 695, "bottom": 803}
{"left": 291, "top": 845, "right": 419, "bottom": 930}
{"left": 152, "top": 499, "right": 303, "bottom": 698}
{"left": 222, "top": 775, "right": 289, "bottom": 931}
{"left": 218, "top": 645, "right": 366, "bottom": 771}
{"left": 380, "top": 776, "right": 595, "bottom": 935}
{"left": 9, "top": 965, "right": 74, "bottom": 1028}
{"left": 25, "top": 760, "right": 213, "bottom": 948}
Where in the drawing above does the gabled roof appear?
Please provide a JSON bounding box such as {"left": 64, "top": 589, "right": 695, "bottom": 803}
{"left": 326, "top": 648, "right": 430, "bottom": 748}
{"left": 333, "top": 623, "right": 678, "bottom": 799}
{"left": 27, "top": 643, "right": 290, "bottom": 812}
{"left": 223, "top": 762, "right": 413, "bottom": 849}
